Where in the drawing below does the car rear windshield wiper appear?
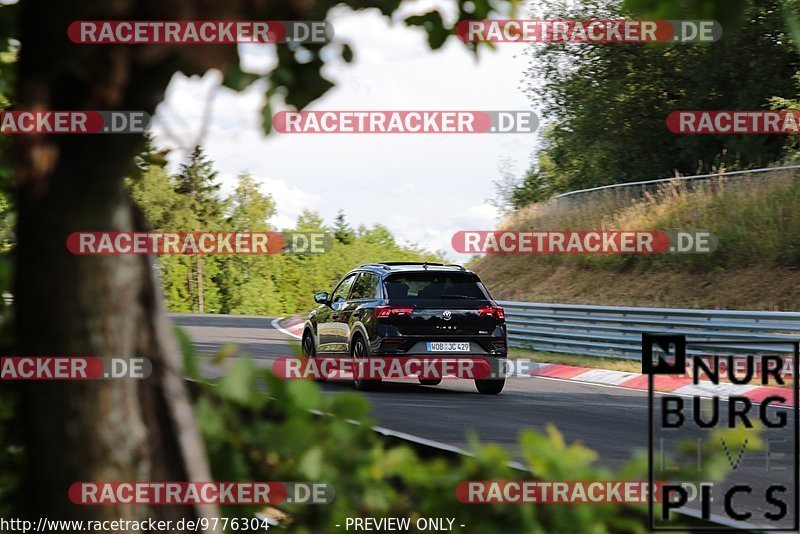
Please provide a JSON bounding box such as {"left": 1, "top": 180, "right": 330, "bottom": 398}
{"left": 439, "top": 294, "right": 478, "bottom": 299}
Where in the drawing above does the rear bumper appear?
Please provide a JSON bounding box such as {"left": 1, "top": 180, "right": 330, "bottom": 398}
{"left": 372, "top": 339, "right": 507, "bottom": 357}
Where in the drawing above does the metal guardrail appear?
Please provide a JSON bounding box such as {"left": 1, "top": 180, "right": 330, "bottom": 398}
{"left": 552, "top": 164, "right": 800, "bottom": 199}
{"left": 498, "top": 301, "right": 800, "bottom": 359}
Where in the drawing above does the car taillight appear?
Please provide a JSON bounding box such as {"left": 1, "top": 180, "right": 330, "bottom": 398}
{"left": 491, "top": 339, "right": 507, "bottom": 349}
{"left": 376, "top": 306, "right": 414, "bottom": 318}
{"left": 477, "top": 305, "right": 505, "bottom": 320}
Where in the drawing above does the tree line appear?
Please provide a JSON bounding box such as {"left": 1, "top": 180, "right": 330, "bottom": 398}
{"left": 498, "top": 0, "right": 800, "bottom": 209}
{"left": 128, "top": 138, "right": 441, "bottom": 316}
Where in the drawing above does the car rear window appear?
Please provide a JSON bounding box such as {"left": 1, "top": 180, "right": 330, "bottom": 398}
{"left": 383, "top": 273, "right": 488, "bottom": 300}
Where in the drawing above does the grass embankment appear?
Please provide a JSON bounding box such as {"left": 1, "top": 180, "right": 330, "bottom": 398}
{"left": 473, "top": 170, "right": 800, "bottom": 311}
{"left": 509, "top": 347, "right": 642, "bottom": 372}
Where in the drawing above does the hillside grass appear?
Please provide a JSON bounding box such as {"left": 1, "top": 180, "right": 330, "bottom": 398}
{"left": 474, "top": 170, "right": 800, "bottom": 310}
{"left": 509, "top": 348, "right": 642, "bottom": 373}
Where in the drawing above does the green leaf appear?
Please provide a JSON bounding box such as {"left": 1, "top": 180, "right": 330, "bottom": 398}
{"left": 342, "top": 43, "right": 354, "bottom": 63}
{"left": 404, "top": 11, "right": 448, "bottom": 50}
{"left": 195, "top": 395, "right": 226, "bottom": 439}
{"left": 271, "top": 47, "right": 334, "bottom": 112}
{"left": 222, "top": 63, "right": 259, "bottom": 92}
{"left": 261, "top": 99, "right": 273, "bottom": 135}
{"left": 328, "top": 392, "right": 371, "bottom": 420}
{"left": 176, "top": 326, "right": 199, "bottom": 379}
{"left": 623, "top": 0, "right": 747, "bottom": 29}
{"left": 784, "top": 3, "right": 800, "bottom": 53}
{"left": 286, "top": 379, "right": 322, "bottom": 412}
{"left": 218, "top": 357, "right": 257, "bottom": 405}
{"left": 299, "top": 446, "right": 324, "bottom": 478}
{"left": 212, "top": 343, "right": 239, "bottom": 365}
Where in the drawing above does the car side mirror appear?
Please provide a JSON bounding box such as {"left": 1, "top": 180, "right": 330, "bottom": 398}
{"left": 314, "top": 291, "right": 329, "bottom": 305}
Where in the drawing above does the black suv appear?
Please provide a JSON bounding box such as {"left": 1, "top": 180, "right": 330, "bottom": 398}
{"left": 301, "top": 262, "right": 507, "bottom": 394}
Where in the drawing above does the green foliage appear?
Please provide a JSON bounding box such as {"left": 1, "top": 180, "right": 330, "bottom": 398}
{"left": 484, "top": 169, "right": 800, "bottom": 282}
{"left": 623, "top": 0, "right": 749, "bottom": 29}
{"left": 507, "top": 0, "right": 800, "bottom": 205}
{"left": 333, "top": 210, "right": 355, "bottom": 245}
{"left": 493, "top": 158, "right": 554, "bottom": 211}
{"left": 129, "top": 147, "right": 442, "bottom": 316}
{"left": 248, "top": 0, "right": 515, "bottom": 129}
{"left": 0, "top": 19, "right": 17, "bottom": 215}
{"left": 771, "top": 70, "right": 800, "bottom": 158}
{"left": 187, "top": 342, "right": 756, "bottom": 532}
{"left": 213, "top": 173, "right": 282, "bottom": 314}
{"left": 295, "top": 210, "right": 326, "bottom": 232}
{"left": 405, "top": 11, "right": 449, "bottom": 50}
{"left": 0, "top": 26, "right": 18, "bottom": 514}
{"left": 0, "top": 36, "right": 16, "bottom": 112}
{"left": 175, "top": 146, "right": 225, "bottom": 227}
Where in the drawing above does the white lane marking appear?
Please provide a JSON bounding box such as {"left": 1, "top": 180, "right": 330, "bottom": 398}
{"left": 271, "top": 316, "right": 303, "bottom": 339}
{"left": 569, "top": 368, "right": 641, "bottom": 386}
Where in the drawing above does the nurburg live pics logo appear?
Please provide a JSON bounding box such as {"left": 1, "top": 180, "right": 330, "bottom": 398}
{"left": 643, "top": 334, "right": 799, "bottom": 531}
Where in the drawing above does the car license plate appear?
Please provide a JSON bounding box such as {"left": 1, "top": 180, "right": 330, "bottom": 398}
{"left": 426, "top": 342, "right": 470, "bottom": 352}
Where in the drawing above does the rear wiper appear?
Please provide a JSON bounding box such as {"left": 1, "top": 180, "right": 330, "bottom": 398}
{"left": 439, "top": 294, "right": 478, "bottom": 299}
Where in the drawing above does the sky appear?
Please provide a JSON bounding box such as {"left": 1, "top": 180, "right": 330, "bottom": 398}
{"left": 151, "top": 2, "right": 536, "bottom": 260}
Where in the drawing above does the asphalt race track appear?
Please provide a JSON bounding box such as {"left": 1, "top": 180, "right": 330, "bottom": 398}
{"left": 173, "top": 313, "right": 797, "bottom": 529}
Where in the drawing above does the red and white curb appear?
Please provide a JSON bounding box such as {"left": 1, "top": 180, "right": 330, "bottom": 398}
{"left": 272, "top": 317, "right": 792, "bottom": 406}
{"left": 524, "top": 362, "right": 793, "bottom": 407}
{"left": 272, "top": 316, "right": 304, "bottom": 339}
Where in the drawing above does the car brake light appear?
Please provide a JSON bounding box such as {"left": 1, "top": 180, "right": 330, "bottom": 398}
{"left": 376, "top": 306, "right": 414, "bottom": 317}
{"left": 477, "top": 305, "right": 505, "bottom": 320}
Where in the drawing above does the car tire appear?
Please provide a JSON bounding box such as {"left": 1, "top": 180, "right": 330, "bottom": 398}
{"left": 302, "top": 331, "right": 326, "bottom": 382}
{"left": 475, "top": 377, "right": 505, "bottom": 395}
{"left": 352, "top": 335, "right": 381, "bottom": 391}
{"left": 418, "top": 378, "right": 442, "bottom": 386}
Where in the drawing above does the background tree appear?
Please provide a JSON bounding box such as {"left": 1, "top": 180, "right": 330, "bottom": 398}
{"left": 333, "top": 209, "right": 355, "bottom": 245}
{"left": 506, "top": 0, "right": 800, "bottom": 204}
{"left": 125, "top": 144, "right": 442, "bottom": 316}
{"left": 174, "top": 145, "right": 224, "bottom": 313}
{"left": 216, "top": 172, "right": 281, "bottom": 314}
{"left": 294, "top": 209, "right": 327, "bottom": 232}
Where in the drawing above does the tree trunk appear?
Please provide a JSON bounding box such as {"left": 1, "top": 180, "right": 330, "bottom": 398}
{"left": 13, "top": 0, "right": 228, "bottom": 530}
{"left": 197, "top": 257, "right": 205, "bottom": 313}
